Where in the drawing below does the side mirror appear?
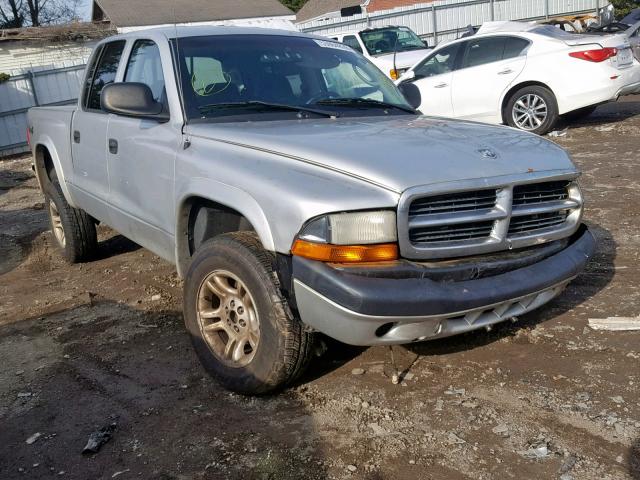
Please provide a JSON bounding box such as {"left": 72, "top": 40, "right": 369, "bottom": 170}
{"left": 101, "top": 83, "right": 169, "bottom": 121}
{"left": 398, "top": 81, "right": 422, "bottom": 110}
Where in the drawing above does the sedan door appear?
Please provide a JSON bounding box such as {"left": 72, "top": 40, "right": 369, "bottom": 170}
{"left": 105, "top": 39, "right": 180, "bottom": 260}
{"left": 450, "top": 36, "right": 529, "bottom": 123}
{"left": 404, "top": 42, "right": 462, "bottom": 117}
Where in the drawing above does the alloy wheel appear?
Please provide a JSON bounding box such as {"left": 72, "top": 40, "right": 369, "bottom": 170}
{"left": 49, "top": 201, "right": 66, "bottom": 247}
{"left": 196, "top": 270, "right": 260, "bottom": 368}
{"left": 512, "top": 93, "right": 548, "bottom": 131}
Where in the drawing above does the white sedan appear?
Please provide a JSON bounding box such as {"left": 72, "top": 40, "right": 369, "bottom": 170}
{"left": 396, "top": 22, "right": 640, "bottom": 135}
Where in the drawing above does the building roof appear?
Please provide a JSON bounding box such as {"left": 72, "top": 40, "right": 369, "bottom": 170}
{"left": 92, "top": 0, "right": 293, "bottom": 28}
{"left": 0, "top": 21, "right": 114, "bottom": 43}
{"left": 296, "top": 0, "right": 362, "bottom": 23}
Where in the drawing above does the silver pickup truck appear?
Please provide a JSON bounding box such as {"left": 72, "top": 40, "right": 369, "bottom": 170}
{"left": 28, "top": 26, "right": 595, "bottom": 394}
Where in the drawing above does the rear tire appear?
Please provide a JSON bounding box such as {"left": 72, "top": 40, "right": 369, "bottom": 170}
{"left": 183, "top": 232, "right": 314, "bottom": 395}
{"left": 45, "top": 172, "right": 98, "bottom": 263}
{"left": 505, "top": 85, "right": 558, "bottom": 135}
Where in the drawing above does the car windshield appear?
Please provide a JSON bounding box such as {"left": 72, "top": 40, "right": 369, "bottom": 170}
{"left": 172, "top": 34, "right": 413, "bottom": 122}
{"left": 360, "top": 27, "right": 427, "bottom": 56}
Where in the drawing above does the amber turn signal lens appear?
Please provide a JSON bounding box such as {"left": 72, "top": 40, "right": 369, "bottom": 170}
{"left": 291, "top": 240, "right": 398, "bottom": 263}
{"left": 390, "top": 69, "right": 399, "bottom": 80}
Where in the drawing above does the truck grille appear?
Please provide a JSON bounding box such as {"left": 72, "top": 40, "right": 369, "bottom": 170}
{"left": 508, "top": 211, "right": 569, "bottom": 235}
{"left": 512, "top": 181, "right": 569, "bottom": 205}
{"left": 409, "top": 190, "right": 497, "bottom": 216}
{"left": 410, "top": 220, "right": 495, "bottom": 243}
{"left": 400, "top": 179, "right": 582, "bottom": 259}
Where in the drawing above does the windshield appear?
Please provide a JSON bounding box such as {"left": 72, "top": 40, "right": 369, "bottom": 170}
{"left": 360, "top": 27, "right": 427, "bottom": 56}
{"left": 172, "top": 35, "right": 412, "bottom": 122}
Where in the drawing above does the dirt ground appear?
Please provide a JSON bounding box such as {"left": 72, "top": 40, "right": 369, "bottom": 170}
{"left": 1, "top": 97, "right": 639, "bottom": 480}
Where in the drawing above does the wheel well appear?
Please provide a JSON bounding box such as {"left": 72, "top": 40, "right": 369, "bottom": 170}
{"left": 501, "top": 81, "right": 555, "bottom": 123}
{"left": 176, "top": 197, "right": 257, "bottom": 275}
{"left": 34, "top": 144, "right": 55, "bottom": 187}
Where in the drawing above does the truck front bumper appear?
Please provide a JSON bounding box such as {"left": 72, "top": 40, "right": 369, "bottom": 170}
{"left": 292, "top": 225, "right": 595, "bottom": 346}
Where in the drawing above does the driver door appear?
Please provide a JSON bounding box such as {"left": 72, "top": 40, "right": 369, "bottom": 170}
{"left": 405, "top": 42, "right": 462, "bottom": 117}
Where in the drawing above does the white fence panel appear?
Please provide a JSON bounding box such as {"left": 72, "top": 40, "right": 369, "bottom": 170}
{"left": 298, "top": 0, "right": 605, "bottom": 42}
{"left": 0, "top": 63, "right": 85, "bottom": 157}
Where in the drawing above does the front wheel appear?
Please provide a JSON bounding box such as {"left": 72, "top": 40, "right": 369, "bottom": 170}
{"left": 183, "top": 232, "right": 314, "bottom": 395}
{"left": 505, "top": 86, "right": 558, "bottom": 135}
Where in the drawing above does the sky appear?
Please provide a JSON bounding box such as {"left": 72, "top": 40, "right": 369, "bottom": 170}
{"left": 78, "top": 0, "right": 92, "bottom": 20}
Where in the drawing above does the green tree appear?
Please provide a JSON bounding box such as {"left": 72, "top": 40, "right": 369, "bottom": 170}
{"left": 280, "top": 0, "right": 308, "bottom": 13}
{"left": 610, "top": 0, "right": 638, "bottom": 19}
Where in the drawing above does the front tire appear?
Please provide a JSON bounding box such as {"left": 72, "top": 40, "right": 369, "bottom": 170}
{"left": 45, "top": 173, "right": 98, "bottom": 263}
{"left": 183, "top": 232, "right": 314, "bottom": 395}
{"left": 505, "top": 86, "right": 558, "bottom": 135}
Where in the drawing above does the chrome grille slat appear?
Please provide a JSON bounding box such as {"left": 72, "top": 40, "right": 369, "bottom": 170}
{"left": 401, "top": 178, "right": 583, "bottom": 258}
{"left": 409, "top": 208, "right": 506, "bottom": 228}
{"left": 511, "top": 199, "right": 579, "bottom": 216}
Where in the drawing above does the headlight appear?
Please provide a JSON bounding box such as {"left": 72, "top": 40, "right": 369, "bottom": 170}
{"left": 292, "top": 211, "right": 398, "bottom": 263}
{"left": 298, "top": 211, "right": 397, "bottom": 245}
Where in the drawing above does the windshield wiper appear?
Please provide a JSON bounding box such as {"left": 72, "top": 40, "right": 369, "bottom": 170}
{"left": 314, "top": 98, "right": 416, "bottom": 114}
{"left": 198, "top": 101, "right": 338, "bottom": 118}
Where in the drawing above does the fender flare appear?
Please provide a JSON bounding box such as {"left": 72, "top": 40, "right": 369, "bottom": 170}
{"left": 33, "top": 135, "right": 78, "bottom": 208}
{"left": 175, "top": 178, "right": 276, "bottom": 277}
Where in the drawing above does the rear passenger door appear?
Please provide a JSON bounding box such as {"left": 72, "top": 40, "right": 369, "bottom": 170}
{"left": 451, "top": 36, "right": 529, "bottom": 122}
{"left": 71, "top": 40, "right": 125, "bottom": 213}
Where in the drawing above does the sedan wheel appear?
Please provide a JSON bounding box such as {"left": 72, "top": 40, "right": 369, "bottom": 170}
{"left": 505, "top": 85, "right": 558, "bottom": 135}
{"left": 512, "top": 93, "right": 548, "bottom": 131}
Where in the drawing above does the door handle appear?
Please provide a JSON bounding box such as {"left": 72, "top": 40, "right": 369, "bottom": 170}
{"left": 108, "top": 138, "right": 118, "bottom": 155}
{"left": 498, "top": 69, "right": 514, "bottom": 75}
{"left": 434, "top": 83, "right": 449, "bottom": 88}
{"left": 73, "top": 130, "right": 80, "bottom": 143}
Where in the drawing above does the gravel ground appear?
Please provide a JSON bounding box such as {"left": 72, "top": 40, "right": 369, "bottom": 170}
{"left": 0, "top": 97, "right": 639, "bottom": 480}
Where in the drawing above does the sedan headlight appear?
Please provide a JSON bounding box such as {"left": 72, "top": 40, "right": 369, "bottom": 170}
{"left": 292, "top": 211, "right": 398, "bottom": 263}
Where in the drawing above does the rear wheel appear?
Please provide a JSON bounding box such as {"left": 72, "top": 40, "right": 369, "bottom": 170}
{"left": 45, "top": 172, "right": 98, "bottom": 263}
{"left": 505, "top": 86, "right": 558, "bottom": 135}
{"left": 183, "top": 232, "right": 314, "bottom": 395}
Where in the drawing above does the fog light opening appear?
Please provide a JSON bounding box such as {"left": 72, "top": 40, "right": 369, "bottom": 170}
{"left": 375, "top": 322, "right": 395, "bottom": 338}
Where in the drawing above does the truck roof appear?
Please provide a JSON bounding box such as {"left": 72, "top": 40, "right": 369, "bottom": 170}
{"left": 104, "top": 25, "right": 320, "bottom": 42}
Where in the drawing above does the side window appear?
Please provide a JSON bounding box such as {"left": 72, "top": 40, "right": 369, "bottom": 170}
{"left": 125, "top": 40, "right": 166, "bottom": 102}
{"left": 343, "top": 35, "right": 363, "bottom": 54}
{"left": 503, "top": 37, "right": 530, "bottom": 59}
{"left": 461, "top": 37, "right": 506, "bottom": 69}
{"left": 81, "top": 46, "right": 104, "bottom": 109}
{"left": 414, "top": 43, "right": 460, "bottom": 78}
{"left": 86, "top": 40, "right": 126, "bottom": 111}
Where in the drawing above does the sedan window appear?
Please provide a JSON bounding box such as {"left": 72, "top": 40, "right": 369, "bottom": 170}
{"left": 413, "top": 43, "right": 460, "bottom": 79}
{"left": 461, "top": 37, "right": 505, "bottom": 69}
{"left": 503, "top": 37, "right": 530, "bottom": 59}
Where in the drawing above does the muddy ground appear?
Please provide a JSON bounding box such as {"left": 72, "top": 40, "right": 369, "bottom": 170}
{"left": 1, "top": 97, "right": 639, "bottom": 480}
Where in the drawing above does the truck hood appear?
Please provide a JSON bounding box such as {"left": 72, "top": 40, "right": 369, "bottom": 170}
{"left": 187, "top": 116, "right": 575, "bottom": 193}
{"left": 374, "top": 49, "right": 432, "bottom": 70}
